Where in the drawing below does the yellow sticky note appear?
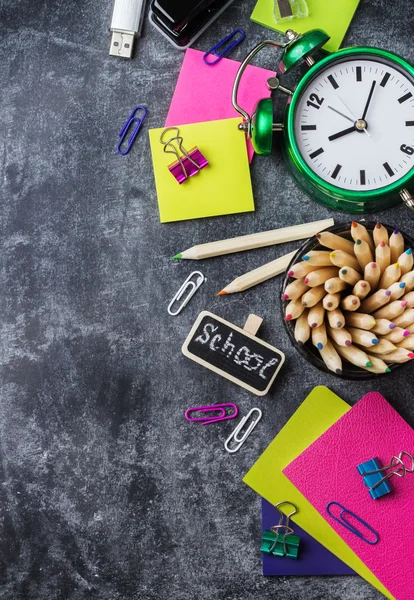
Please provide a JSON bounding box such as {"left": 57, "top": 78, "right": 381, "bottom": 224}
{"left": 149, "top": 118, "right": 254, "bottom": 223}
{"left": 251, "top": 0, "right": 361, "bottom": 53}
{"left": 243, "top": 386, "right": 394, "bottom": 600}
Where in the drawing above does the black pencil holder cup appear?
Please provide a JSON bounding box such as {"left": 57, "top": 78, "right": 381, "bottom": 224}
{"left": 281, "top": 221, "right": 414, "bottom": 380}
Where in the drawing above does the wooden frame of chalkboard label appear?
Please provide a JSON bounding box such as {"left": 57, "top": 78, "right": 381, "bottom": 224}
{"left": 182, "top": 311, "right": 285, "bottom": 396}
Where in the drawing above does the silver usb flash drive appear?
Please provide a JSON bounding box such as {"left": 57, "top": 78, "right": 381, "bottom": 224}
{"left": 110, "top": 0, "right": 146, "bottom": 58}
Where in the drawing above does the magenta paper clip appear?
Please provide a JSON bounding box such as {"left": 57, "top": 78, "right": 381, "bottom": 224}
{"left": 160, "top": 126, "right": 209, "bottom": 184}
{"left": 185, "top": 403, "right": 238, "bottom": 426}
{"left": 203, "top": 29, "right": 246, "bottom": 66}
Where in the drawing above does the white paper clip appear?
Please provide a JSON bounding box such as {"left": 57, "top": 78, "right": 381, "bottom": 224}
{"left": 168, "top": 271, "right": 205, "bottom": 316}
{"left": 224, "top": 408, "right": 262, "bottom": 454}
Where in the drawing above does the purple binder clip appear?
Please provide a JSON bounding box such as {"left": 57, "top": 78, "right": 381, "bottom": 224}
{"left": 160, "top": 126, "right": 208, "bottom": 184}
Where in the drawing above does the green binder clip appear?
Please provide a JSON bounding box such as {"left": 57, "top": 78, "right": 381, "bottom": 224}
{"left": 260, "top": 501, "right": 300, "bottom": 559}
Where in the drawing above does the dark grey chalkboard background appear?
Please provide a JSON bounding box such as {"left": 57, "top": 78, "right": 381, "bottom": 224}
{"left": 1, "top": 1, "right": 414, "bottom": 598}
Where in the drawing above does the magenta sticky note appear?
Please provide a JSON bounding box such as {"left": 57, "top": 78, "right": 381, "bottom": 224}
{"left": 165, "top": 48, "right": 276, "bottom": 162}
{"left": 284, "top": 392, "right": 414, "bottom": 600}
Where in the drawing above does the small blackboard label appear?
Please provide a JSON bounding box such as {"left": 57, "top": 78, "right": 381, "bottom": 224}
{"left": 182, "top": 311, "right": 285, "bottom": 396}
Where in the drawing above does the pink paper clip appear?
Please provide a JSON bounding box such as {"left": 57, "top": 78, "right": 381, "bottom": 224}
{"left": 160, "top": 126, "right": 208, "bottom": 184}
{"left": 185, "top": 403, "right": 238, "bottom": 426}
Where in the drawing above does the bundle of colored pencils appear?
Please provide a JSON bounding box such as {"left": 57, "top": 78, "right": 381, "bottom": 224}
{"left": 283, "top": 222, "right": 414, "bottom": 376}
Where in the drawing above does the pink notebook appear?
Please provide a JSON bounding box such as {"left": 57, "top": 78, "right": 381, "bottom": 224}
{"left": 284, "top": 392, "right": 414, "bottom": 600}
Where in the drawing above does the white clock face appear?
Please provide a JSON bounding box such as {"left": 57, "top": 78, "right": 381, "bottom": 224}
{"left": 293, "top": 57, "right": 414, "bottom": 191}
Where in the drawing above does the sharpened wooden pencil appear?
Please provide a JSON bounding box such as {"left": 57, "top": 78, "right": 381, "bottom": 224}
{"left": 373, "top": 300, "right": 408, "bottom": 320}
{"left": 347, "top": 326, "right": 379, "bottom": 348}
{"left": 304, "top": 267, "right": 339, "bottom": 287}
{"left": 401, "top": 270, "right": 414, "bottom": 293}
{"left": 379, "top": 262, "right": 401, "bottom": 289}
{"left": 373, "top": 223, "right": 389, "bottom": 247}
{"left": 398, "top": 248, "right": 413, "bottom": 275}
{"left": 390, "top": 228, "right": 405, "bottom": 264}
{"left": 360, "top": 289, "right": 391, "bottom": 313}
{"left": 352, "top": 280, "right": 371, "bottom": 299}
{"left": 387, "top": 281, "right": 406, "bottom": 300}
{"left": 332, "top": 341, "right": 373, "bottom": 369}
{"left": 341, "top": 295, "right": 360, "bottom": 312}
{"left": 364, "top": 355, "right": 391, "bottom": 374}
{"left": 324, "top": 277, "right": 348, "bottom": 294}
{"left": 372, "top": 319, "right": 396, "bottom": 336}
{"left": 283, "top": 278, "right": 309, "bottom": 300}
{"left": 375, "top": 241, "right": 391, "bottom": 274}
{"left": 323, "top": 293, "right": 340, "bottom": 311}
{"left": 364, "top": 339, "right": 396, "bottom": 354}
{"left": 301, "top": 285, "right": 326, "bottom": 307}
{"left": 294, "top": 310, "right": 311, "bottom": 344}
{"left": 339, "top": 267, "right": 361, "bottom": 286}
{"left": 374, "top": 348, "right": 414, "bottom": 363}
{"left": 316, "top": 231, "right": 355, "bottom": 254}
{"left": 383, "top": 327, "right": 411, "bottom": 344}
{"left": 393, "top": 307, "right": 414, "bottom": 328}
{"left": 285, "top": 298, "right": 305, "bottom": 321}
{"left": 327, "top": 325, "right": 352, "bottom": 347}
{"left": 351, "top": 222, "right": 374, "bottom": 252}
{"left": 330, "top": 250, "right": 361, "bottom": 272}
{"left": 364, "top": 262, "right": 381, "bottom": 291}
{"left": 345, "top": 312, "right": 376, "bottom": 330}
{"left": 354, "top": 239, "right": 373, "bottom": 270}
{"left": 287, "top": 260, "right": 320, "bottom": 279}
{"left": 402, "top": 291, "right": 414, "bottom": 308}
{"left": 327, "top": 308, "right": 345, "bottom": 329}
{"left": 308, "top": 302, "right": 325, "bottom": 329}
{"left": 312, "top": 322, "right": 327, "bottom": 350}
{"left": 396, "top": 337, "right": 414, "bottom": 351}
{"left": 302, "top": 251, "right": 333, "bottom": 266}
{"left": 318, "top": 339, "right": 342, "bottom": 375}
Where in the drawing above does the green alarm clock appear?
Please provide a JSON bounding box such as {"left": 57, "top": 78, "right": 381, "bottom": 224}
{"left": 232, "top": 29, "right": 414, "bottom": 213}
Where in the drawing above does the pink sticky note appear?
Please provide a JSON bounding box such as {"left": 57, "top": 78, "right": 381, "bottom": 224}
{"left": 165, "top": 48, "right": 276, "bottom": 162}
{"left": 284, "top": 392, "right": 414, "bottom": 600}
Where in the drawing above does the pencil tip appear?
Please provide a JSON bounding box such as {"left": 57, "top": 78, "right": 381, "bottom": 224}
{"left": 402, "top": 301, "right": 408, "bottom": 307}
{"left": 216, "top": 290, "right": 227, "bottom": 296}
{"left": 317, "top": 343, "right": 323, "bottom": 350}
{"left": 288, "top": 270, "right": 294, "bottom": 277}
{"left": 337, "top": 322, "right": 343, "bottom": 328}
{"left": 400, "top": 282, "right": 406, "bottom": 288}
{"left": 302, "top": 255, "right": 309, "bottom": 261}
{"left": 403, "top": 330, "right": 410, "bottom": 337}
{"left": 380, "top": 241, "right": 385, "bottom": 247}
{"left": 385, "top": 290, "right": 391, "bottom": 296}
{"left": 304, "top": 278, "right": 309, "bottom": 284}
{"left": 341, "top": 268, "right": 347, "bottom": 274}
{"left": 366, "top": 362, "right": 373, "bottom": 367}
{"left": 311, "top": 323, "right": 317, "bottom": 328}
{"left": 356, "top": 239, "right": 362, "bottom": 245}
{"left": 286, "top": 314, "right": 292, "bottom": 321}
{"left": 172, "top": 253, "right": 182, "bottom": 259}
{"left": 371, "top": 262, "right": 376, "bottom": 268}
{"left": 336, "top": 368, "right": 342, "bottom": 375}
{"left": 393, "top": 228, "right": 400, "bottom": 234}
{"left": 385, "top": 367, "right": 391, "bottom": 373}
{"left": 375, "top": 222, "right": 381, "bottom": 229}
{"left": 283, "top": 293, "right": 289, "bottom": 300}
{"left": 316, "top": 233, "right": 321, "bottom": 239}
{"left": 406, "top": 248, "right": 412, "bottom": 255}
{"left": 372, "top": 339, "right": 379, "bottom": 344}
{"left": 394, "top": 262, "right": 399, "bottom": 268}
{"left": 352, "top": 222, "right": 358, "bottom": 227}
{"left": 389, "top": 323, "right": 396, "bottom": 329}
{"left": 409, "top": 353, "right": 414, "bottom": 359}
{"left": 345, "top": 340, "right": 351, "bottom": 346}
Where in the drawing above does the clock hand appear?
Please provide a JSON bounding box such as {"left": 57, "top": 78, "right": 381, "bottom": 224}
{"left": 328, "top": 125, "right": 357, "bottom": 141}
{"left": 334, "top": 92, "right": 371, "bottom": 138}
{"left": 361, "top": 80, "right": 376, "bottom": 121}
{"left": 327, "top": 105, "right": 354, "bottom": 123}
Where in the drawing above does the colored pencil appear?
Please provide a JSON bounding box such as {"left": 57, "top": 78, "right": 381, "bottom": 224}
{"left": 389, "top": 228, "right": 405, "bottom": 263}
{"left": 398, "top": 248, "right": 413, "bottom": 275}
{"left": 302, "top": 251, "right": 333, "bottom": 266}
{"left": 339, "top": 267, "right": 361, "bottom": 286}
{"left": 330, "top": 250, "right": 361, "bottom": 272}
{"left": 364, "top": 354, "right": 391, "bottom": 374}
{"left": 371, "top": 319, "right": 396, "bottom": 336}
{"left": 217, "top": 250, "right": 297, "bottom": 295}
{"left": 379, "top": 262, "right": 401, "bottom": 289}
{"left": 173, "top": 218, "right": 334, "bottom": 259}
{"left": 402, "top": 290, "right": 414, "bottom": 308}
{"left": 285, "top": 298, "right": 305, "bottom": 321}
{"left": 393, "top": 307, "right": 414, "bottom": 328}
{"left": 373, "top": 223, "right": 389, "bottom": 247}
{"left": 345, "top": 312, "right": 376, "bottom": 330}
{"left": 375, "top": 241, "right": 391, "bottom": 274}
{"left": 323, "top": 293, "right": 340, "bottom": 311}
{"left": 360, "top": 289, "right": 391, "bottom": 313}
{"left": 364, "top": 262, "right": 381, "bottom": 291}
{"left": 327, "top": 325, "right": 352, "bottom": 347}
{"left": 351, "top": 221, "right": 374, "bottom": 252}
{"left": 294, "top": 310, "right": 311, "bottom": 344}
{"left": 396, "top": 337, "right": 414, "bottom": 351}
{"left": 312, "top": 322, "right": 327, "bottom": 349}
{"left": 283, "top": 278, "right": 308, "bottom": 300}
{"left": 401, "top": 270, "right": 414, "bottom": 292}
{"left": 316, "top": 231, "right": 355, "bottom": 254}
{"left": 374, "top": 348, "right": 414, "bottom": 363}
{"left": 341, "top": 295, "right": 360, "bottom": 312}
{"left": 332, "top": 341, "right": 373, "bottom": 368}
{"left": 387, "top": 281, "right": 406, "bottom": 300}
{"left": 365, "top": 339, "right": 396, "bottom": 354}
{"left": 301, "top": 285, "right": 326, "bottom": 307}
{"left": 354, "top": 239, "right": 373, "bottom": 270}
{"left": 318, "top": 339, "right": 342, "bottom": 375}
{"left": 304, "top": 267, "right": 339, "bottom": 287}
{"left": 308, "top": 302, "right": 325, "bottom": 328}
{"left": 352, "top": 280, "right": 371, "bottom": 299}
{"left": 383, "top": 327, "right": 411, "bottom": 344}
{"left": 373, "top": 300, "right": 408, "bottom": 320}
{"left": 347, "top": 326, "right": 379, "bottom": 348}
{"left": 327, "top": 308, "right": 345, "bottom": 329}
{"left": 324, "top": 277, "right": 348, "bottom": 294}
{"left": 287, "top": 260, "right": 321, "bottom": 279}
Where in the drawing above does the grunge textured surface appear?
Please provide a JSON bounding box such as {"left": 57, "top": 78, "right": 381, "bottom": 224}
{"left": 1, "top": 0, "right": 413, "bottom": 598}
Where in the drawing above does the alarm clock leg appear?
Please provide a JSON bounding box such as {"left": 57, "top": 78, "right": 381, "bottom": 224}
{"left": 400, "top": 189, "right": 414, "bottom": 212}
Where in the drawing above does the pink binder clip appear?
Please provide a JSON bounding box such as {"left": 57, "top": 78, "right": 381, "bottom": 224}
{"left": 160, "top": 126, "right": 208, "bottom": 184}
{"left": 185, "top": 403, "right": 238, "bottom": 425}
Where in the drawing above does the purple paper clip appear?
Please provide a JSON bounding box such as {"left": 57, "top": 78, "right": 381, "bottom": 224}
{"left": 185, "top": 403, "right": 238, "bottom": 426}
{"left": 117, "top": 105, "right": 147, "bottom": 155}
{"left": 160, "top": 126, "right": 208, "bottom": 184}
{"left": 203, "top": 29, "right": 246, "bottom": 66}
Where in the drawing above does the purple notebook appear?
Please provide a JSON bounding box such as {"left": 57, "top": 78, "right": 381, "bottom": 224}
{"left": 262, "top": 499, "right": 354, "bottom": 576}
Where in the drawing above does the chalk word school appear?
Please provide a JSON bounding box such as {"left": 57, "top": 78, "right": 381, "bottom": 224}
{"left": 182, "top": 312, "right": 285, "bottom": 395}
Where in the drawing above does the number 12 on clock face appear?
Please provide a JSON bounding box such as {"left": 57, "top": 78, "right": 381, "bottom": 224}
{"left": 287, "top": 48, "right": 414, "bottom": 212}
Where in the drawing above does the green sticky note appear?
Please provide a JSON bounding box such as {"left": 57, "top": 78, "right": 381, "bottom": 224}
{"left": 251, "top": 0, "right": 361, "bottom": 53}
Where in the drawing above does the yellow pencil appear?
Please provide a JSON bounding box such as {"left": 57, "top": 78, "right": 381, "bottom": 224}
{"left": 285, "top": 298, "right": 305, "bottom": 321}
{"left": 389, "top": 228, "right": 405, "bottom": 264}
{"left": 324, "top": 277, "right": 348, "bottom": 294}
{"left": 318, "top": 339, "right": 343, "bottom": 375}
{"left": 330, "top": 250, "right": 361, "bottom": 272}
{"left": 308, "top": 302, "right": 325, "bottom": 328}
{"left": 283, "top": 278, "right": 309, "bottom": 300}
{"left": 400, "top": 270, "right": 414, "bottom": 292}
{"left": 217, "top": 250, "right": 297, "bottom": 295}
{"left": 339, "top": 267, "right": 361, "bottom": 286}
{"left": 364, "top": 262, "right": 381, "bottom": 291}
{"left": 312, "top": 322, "right": 327, "bottom": 349}
{"left": 347, "top": 326, "right": 379, "bottom": 348}
{"left": 398, "top": 248, "right": 413, "bottom": 275}
{"left": 304, "top": 267, "right": 339, "bottom": 287}
{"left": 373, "top": 223, "right": 389, "bottom": 247}
{"left": 379, "top": 263, "right": 401, "bottom": 289}
{"left": 360, "top": 289, "right": 391, "bottom": 313}
{"left": 364, "top": 354, "right": 391, "bottom": 374}
{"left": 327, "top": 308, "right": 345, "bottom": 329}
{"left": 393, "top": 307, "right": 414, "bottom": 328}
{"left": 301, "top": 250, "right": 334, "bottom": 267}
{"left": 375, "top": 241, "right": 391, "bottom": 274}
{"left": 332, "top": 341, "right": 373, "bottom": 368}
{"left": 301, "top": 285, "right": 326, "bottom": 307}
{"left": 387, "top": 281, "right": 407, "bottom": 300}
{"left": 341, "top": 295, "right": 361, "bottom": 312}
{"left": 294, "top": 310, "right": 311, "bottom": 344}
{"left": 345, "top": 312, "right": 376, "bottom": 330}
{"left": 174, "top": 218, "right": 334, "bottom": 259}
{"left": 323, "top": 293, "right": 341, "bottom": 311}
{"left": 316, "top": 231, "right": 355, "bottom": 254}
{"left": 351, "top": 222, "right": 374, "bottom": 252}
{"left": 352, "top": 280, "right": 371, "bottom": 299}
{"left": 354, "top": 239, "right": 373, "bottom": 270}
{"left": 373, "top": 300, "right": 408, "bottom": 320}
{"left": 327, "top": 325, "right": 352, "bottom": 347}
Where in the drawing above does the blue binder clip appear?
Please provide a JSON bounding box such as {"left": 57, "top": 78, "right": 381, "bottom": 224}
{"left": 357, "top": 452, "right": 414, "bottom": 500}
{"left": 117, "top": 105, "right": 147, "bottom": 155}
{"left": 203, "top": 29, "right": 246, "bottom": 66}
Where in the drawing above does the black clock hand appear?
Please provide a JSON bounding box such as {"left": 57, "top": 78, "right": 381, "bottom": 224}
{"left": 328, "top": 125, "right": 357, "bottom": 141}
{"left": 361, "top": 80, "right": 376, "bottom": 121}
